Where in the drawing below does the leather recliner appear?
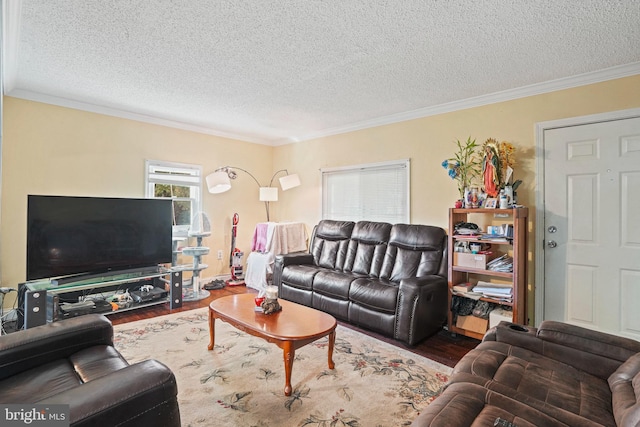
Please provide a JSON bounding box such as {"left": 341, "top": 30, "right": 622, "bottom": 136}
{"left": 0, "top": 314, "right": 180, "bottom": 427}
{"left": 274, "top": 220, "right": 448, "bottom": 345}
{"left": 412, "top": 321, "right": 640, "bottom": 426}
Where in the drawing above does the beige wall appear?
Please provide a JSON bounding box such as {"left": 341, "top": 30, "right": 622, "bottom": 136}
{"left": 2, "top": 74, "right": 640, "bottom": 319}
{"left": 0, "top": 97, "right": 279, "bottom": 307}
{"left": 274, "top": 74, "right": 640, "bottom": 323}
{"left": 275, "top": 75, "right": 640, "bottom": 228}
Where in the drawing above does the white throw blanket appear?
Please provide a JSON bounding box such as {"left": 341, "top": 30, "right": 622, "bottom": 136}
{"left": 245, "top": 222, "right": 308, "bottom": 292}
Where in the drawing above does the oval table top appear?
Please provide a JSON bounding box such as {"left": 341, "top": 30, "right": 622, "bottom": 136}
{"left": 209, "top": 293, "right": 337, "bottom": 341}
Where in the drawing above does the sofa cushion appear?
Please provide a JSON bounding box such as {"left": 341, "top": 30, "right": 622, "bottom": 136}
{"left": 310, "top": 220, "right": 354, "bottom": 269}
{"left": 0, "top": 345, "right": 128, "bottom": 404}
{"left": 349, "top": 278, "right": 398, "bottom": 314}
{"left": 0, "top": 359, "right": 81, "bottom": 403}
{"left": 315, "top": 239, "right": 349, "bottom": 269}
{"left": 381, "top": 224, "right": 446, "bottom": 281}
{"left": 313, "top": 270, "right": 362, "bottom": 300}
{"left": 609, "top": 352, "right": 640, "bottom": 426}
{"left": 411, "top": 382, "right": 569, "bottom": 427}
{"left": 451, "top": 341, "right": 615, "bottom": 426}
{"left": 280, "top": 264, "right": 321, "bottom": 290}
{"left": 343, "top": 221, "right": 391, "bottom": 276}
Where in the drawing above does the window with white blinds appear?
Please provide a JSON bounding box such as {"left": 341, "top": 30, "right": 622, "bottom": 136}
{"left": 321, "top": 159, "right": 410, "bottom": 223}
{"left": 145, "top": 160, "right": 202, "bottom": 236}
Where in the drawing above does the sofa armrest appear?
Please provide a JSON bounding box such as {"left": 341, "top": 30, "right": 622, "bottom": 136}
{"left": 39, "top": 360, "right": 180, "bottom": 427}
{"left": 273, "top": 253, "right": 315, "bottom": 290}
{"left": 0, "top": 314, "right": 114, "bottom": 380}
{"left": 487, "top": 320, "right": 640, "bottom": 379}
{"left": 396, "top": 275, "right": 448, "bottom": 345}
{"left": 274, "top": 252, "right": 314, "bottom": 267}
{"left": 398, "top": 275, "right": 447, "bottom": 292}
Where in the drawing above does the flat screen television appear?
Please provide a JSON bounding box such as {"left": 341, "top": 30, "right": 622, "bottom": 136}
{"left": 27, "top": 195, "right": 173, "bottom": 281}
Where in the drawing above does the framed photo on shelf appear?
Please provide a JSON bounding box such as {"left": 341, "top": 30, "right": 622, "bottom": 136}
{"left": 484, "top": 198, "right": 498, "bottom": 209}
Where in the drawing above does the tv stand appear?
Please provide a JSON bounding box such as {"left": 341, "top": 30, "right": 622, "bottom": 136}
{"left": 22, "top": 268, "right": 183, "bottom": 329}
{"left": 51, "top": 267, "right": 165, "bottom": 286}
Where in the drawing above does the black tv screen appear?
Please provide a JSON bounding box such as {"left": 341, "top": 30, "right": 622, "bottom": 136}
{"left": 27, "top": 195, "right": 173, "bottom": 281}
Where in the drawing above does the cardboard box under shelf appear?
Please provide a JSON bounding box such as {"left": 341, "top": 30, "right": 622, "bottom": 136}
{"left": 456, "top": 315, "right": 489, "bottom": 335}
{"left": 453, "top": 252, "right": 495, "bottom": 269}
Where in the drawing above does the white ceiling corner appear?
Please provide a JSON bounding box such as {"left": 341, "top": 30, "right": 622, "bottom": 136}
{"left": 3, "top": 0, "right": 640, "bottom": 146}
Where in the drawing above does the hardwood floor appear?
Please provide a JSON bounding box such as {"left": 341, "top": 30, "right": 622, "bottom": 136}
{"left": 108, "top": 284, "right": 480, "bottom": 368}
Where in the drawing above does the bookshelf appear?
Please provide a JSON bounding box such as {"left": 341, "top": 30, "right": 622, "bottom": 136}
{"left": 447, "top": 207, "right": 528, "bottom": 340}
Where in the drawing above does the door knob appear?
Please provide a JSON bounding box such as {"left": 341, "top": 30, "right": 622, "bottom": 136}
{"left": 547, "top": 240, "right": 557, "bottom": 248}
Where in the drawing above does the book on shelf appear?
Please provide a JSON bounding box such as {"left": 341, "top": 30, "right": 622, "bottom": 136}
{"left": 503, "top": 224, "right": 514, "bottom": 238}
{"left": 473, "top": 281, "right": 513, "bottom": 302}
{"left": 453, "top": 282, "right": 475, "bottom": 293}
{"left": 479, "top": 290, "right": 513, "bottom": 297}
{"left": 484, "top": 296, "right": 513, "bottom": 303}
{"left": 480, "top": 234, "right": 508, "bottom": 242}
{"left": 451, "top": 282, "right": 483, "bottom": 300}
{"left": 450, "top": 289, "right": 483, "bottom": 300}
{"left": 474, "top": 280, "right": 512, "bottom": 291}
{"left": 479, "top": 224, "right": 513, "bottom": 242}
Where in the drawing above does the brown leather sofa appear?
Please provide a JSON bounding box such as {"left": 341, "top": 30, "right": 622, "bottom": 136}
{"left": 0, "top": 314, "right": 180, "bottom": 427}
{"left": 412, "top": 321, "right": 640, "bottom": 427}
{"left": 273, "top": 219, "right": 448, "bottom": 345}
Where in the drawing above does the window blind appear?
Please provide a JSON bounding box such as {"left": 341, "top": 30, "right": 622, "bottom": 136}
{"left": 322, "top": 159, "right": 410, "bottom": 223}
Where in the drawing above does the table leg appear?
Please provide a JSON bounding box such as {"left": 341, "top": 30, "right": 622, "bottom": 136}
{"left": 327, "top": 329, "right": 335, "bottom": 369}
{"left": 283, "top": 341, "right": 294, "bottom": 396}
{"left": 207, "top": 309, "right": 215, "bottom": 351}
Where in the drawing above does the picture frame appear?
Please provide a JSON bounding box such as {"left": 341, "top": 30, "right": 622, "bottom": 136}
{"left": 484, "top": 198, "right": 498, "bottom": 209}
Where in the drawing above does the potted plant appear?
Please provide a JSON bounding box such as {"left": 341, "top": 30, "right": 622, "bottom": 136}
{"left": 441, "top": 137, "right": 482, "bottom": 207}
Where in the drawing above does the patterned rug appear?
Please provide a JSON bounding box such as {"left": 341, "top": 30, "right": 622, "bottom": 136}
{"left": 113, "top": 308, "right": 452, "bottom": 427}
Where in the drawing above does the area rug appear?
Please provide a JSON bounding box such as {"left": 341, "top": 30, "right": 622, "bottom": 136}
{"left": 113, "top": 308, "right": 452, "bottom": 427}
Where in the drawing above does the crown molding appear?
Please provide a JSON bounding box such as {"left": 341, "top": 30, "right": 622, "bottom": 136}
{"left": 6, "top": 89, "right": 269, "bottom": 144}
{"left": 4, "top": 1, "right": 640, "bottom": 146}
{"left": 273, "top": 61, "right": 640, "bottom": 145}
{"left": 5, "top": 58, "right": 639, "bottom": 146}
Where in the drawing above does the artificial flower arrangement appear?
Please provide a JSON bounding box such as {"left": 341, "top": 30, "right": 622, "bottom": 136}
{"left": 443, "top": 137, "right": 522, "bottom": 207}
{"left": 441, "top": 137, "right": 482, "bottom": 200}
{"left": 493, "top": 139, "right": 522, "bottom": 198}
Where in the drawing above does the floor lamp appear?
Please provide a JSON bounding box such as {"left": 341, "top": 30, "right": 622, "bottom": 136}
{"left": 205, "top": 167, "right": 301, "bottom": 221}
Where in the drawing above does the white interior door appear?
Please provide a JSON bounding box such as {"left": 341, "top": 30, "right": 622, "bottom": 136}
{"left": 543, "top": 116, "right": 640, "bottom": 339}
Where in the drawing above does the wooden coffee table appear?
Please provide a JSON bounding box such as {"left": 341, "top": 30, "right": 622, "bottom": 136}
{"left": 208, "top": 294, "right": 337, "bottom": 396}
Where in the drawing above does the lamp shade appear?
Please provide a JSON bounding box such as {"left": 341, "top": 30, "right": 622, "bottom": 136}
{"left": 206, "top": 171, "right": 231, "bottom": 194}
{"left": 259, "top": 187, "right": 278, "bottom": 201}
{"left": 279, "top": 173, "right": 301, "bottom": 191}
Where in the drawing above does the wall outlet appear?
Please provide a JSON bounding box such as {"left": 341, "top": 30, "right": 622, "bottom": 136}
{"left": 217, "top": 250, "right": 223, "bottom": 260}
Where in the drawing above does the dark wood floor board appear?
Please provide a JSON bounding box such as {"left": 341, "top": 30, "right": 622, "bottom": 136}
{"left": 108, "top": 285, "right": 479, "bottom": 368}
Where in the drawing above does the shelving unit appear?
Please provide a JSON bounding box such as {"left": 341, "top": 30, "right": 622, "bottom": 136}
{"left": 173, "top": 212, "right": 212, "bottom": 301}
{"left": 179, "top": 241, "right": 210, "bottom": 301}
{"left": 447, "top": 207, "right": 528, "bottom": 340}
{"left": 22, "top": 268, "right": 183, "bottom": 329}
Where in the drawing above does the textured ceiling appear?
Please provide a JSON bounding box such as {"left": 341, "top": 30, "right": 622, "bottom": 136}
{"left": 3, "top": 0, "right": 640, "bottom": 145}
